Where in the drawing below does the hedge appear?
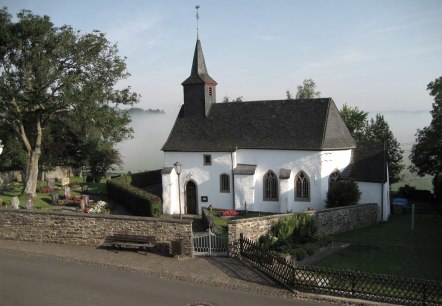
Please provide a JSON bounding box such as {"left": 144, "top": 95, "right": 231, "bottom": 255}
{"left": 107, "top": 175, "right": 162, "bottom": 217}
{"left": 130, "top": 170, "right": 162, "bottom": 188}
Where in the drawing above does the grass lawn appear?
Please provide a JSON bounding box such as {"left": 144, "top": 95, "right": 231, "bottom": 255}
{"left": 317, "top": 214, "right": 442, "bottom": 280}
{"left": 0, "top": 177, "right": 109, "bottom": 211}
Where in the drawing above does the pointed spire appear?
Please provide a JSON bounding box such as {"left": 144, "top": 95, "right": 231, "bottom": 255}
{"left": 196, "top": 5, "right": 200, "bottom": 40}
{"left": 182, "top": 39, "right": 217, "bottom": 85}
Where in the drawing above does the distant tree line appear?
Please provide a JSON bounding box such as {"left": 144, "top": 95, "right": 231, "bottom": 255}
{"left": 125, "top": 108, "right": 165, "bottom": 115}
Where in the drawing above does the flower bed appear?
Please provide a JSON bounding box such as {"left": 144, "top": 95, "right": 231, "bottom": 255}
{"left": 221, "top": 210, "right": 239, "bottom": 217}
{"left": 85, "top": 200, "right": 109, "bottom": 214}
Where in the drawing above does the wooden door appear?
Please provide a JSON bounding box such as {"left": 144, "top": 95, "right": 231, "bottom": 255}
{"left": 185, "top": 181, "right": 197, "bottom": 215}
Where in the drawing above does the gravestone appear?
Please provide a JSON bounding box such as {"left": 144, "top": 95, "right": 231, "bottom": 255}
{"left": 51, "top": 192, "right": 59, "bottom": 205}
{"left": 64, "top": 186, "right": 71, "bottom": 200}
{"left": 11, "top": 196, "right": 19, "bottom": 209}
{"left": 26, "top": 198, "right": 33, "bottom": 210}
{"left": 47, "top": 178, "right": 56, "bottom": 189}
{"left": 61, "top": 177, "right": 70, "bottom": 186}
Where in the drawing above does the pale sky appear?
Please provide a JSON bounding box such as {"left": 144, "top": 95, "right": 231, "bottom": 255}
{"left": 2, "top": 0, "right": 442, "bottom": 112}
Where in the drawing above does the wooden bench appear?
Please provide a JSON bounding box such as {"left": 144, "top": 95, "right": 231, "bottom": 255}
{"left": 105, "top": 234, "right": 155, "bottom": 255}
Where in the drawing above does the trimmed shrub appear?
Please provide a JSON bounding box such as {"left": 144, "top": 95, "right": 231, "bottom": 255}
{"left": 325, "top": 180, "right": 361, "bottom": 208}
{"left": 130, "top": 170, "right": 162, "bottom": 188}
{"left": 107, "top": 176, "right": 162, "bottom": 217}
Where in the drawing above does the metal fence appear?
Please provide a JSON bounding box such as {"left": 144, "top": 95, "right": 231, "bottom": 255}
{"left": 237, "top": 234, "right": 442, "bottom": 305}
{"left": 193, "top": 229, "right": 228, "bottom": 256}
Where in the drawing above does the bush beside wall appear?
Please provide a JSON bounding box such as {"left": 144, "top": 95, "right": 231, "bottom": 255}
{"left": 107, "top": 176, "right": 162, "bottom": 217}
{"left": 228, "top": 204, "right": 378, "bottom": 254}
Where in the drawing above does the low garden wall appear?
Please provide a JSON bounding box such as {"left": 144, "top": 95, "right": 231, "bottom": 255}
{"left": 314, "top": 203, "right": 378, "bottom": 237}
{"left": 0, "top": 209, "right": 193, "bottom": 256}
{"left": 228, "top": 203, "right": 378, "bottom": 244}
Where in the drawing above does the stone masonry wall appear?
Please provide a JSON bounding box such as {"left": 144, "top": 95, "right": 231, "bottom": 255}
{"left": 314, "top": 203, "right": 378, "bottom": 237}
{"left": 227, "top": 213, "right": 293, "bottom": 245}
{"left": 227, "top": 203, "right": 378, "bottom": 253}
{"left": 0, "top": 209, "right": 193, "bottom": 256}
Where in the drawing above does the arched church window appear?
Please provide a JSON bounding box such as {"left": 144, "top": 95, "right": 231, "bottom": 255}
{"left": 263, "top": 171, "right": 278, "bottom": 201}
{"left": 295, "top": 171, "right": 310, "bottom": 202}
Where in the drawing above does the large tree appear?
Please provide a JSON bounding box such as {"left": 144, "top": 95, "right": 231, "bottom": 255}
{"left": 0, "top": 9, "right": 138, "bottom": 196}
{"left": 339, "top": 105, "right": 404, "bottom": 184}
{"left": 365, "top": 114, "right": 404, "bottom": 184}
{"left": 287, "top": 79, "right": 321, "bottom": 100}
{"left": 339, "top": 103, "right": 368, "bottom": 142}
{"left": 410, "top": 77, "right": 442, "bottom": 180}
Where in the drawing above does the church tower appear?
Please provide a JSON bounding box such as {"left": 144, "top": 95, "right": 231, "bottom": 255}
{"left": 182, "top": 7, "right": 216, "bottom": 118}
{"left": 182, "top": 39, "right": 217, "bottom": 118}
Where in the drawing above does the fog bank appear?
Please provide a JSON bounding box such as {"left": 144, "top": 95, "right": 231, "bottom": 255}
{"left": 116, "top": 109, "right": 432, "bottom": 173}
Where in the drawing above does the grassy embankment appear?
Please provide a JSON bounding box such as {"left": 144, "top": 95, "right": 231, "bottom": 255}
{"left": 318, "top": 213, "right": 442, "bottom": 280}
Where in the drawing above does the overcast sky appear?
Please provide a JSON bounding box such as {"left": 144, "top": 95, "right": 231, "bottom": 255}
{"left": 2, "top": 0, "right": 442, "bottom": 112}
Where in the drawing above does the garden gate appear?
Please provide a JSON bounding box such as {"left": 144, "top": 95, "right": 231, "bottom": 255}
{"left": 193, "top": 229, "right": 228, "bottom": 256}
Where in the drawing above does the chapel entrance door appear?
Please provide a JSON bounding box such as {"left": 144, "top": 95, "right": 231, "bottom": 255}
{"left": 185, "top": 181, "right": 197, "bottom": 215}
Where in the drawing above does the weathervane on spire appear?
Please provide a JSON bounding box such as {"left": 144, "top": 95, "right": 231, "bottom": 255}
{"left": 195, "top": 5, "right": 200, "bottom": 39}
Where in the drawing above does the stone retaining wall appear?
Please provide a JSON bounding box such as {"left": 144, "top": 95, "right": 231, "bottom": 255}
{"left": 228, "top": 203, "right": 378, "bottom": 249}
{"left": 314, "top": 203, "right": 378, "bottom": 237}
{"left": 0, "top": 209, "right": 193, "bottom": 256}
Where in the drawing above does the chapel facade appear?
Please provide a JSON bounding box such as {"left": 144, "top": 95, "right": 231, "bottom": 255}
{"left": 161, "top": 38, "right": 390, "bottom": 221}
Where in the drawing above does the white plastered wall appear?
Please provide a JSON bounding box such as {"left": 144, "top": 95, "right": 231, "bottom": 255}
{"left": 163, "top": 151, "right": 235, "bottom": 215}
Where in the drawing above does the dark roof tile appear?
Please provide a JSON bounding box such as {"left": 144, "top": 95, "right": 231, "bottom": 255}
{"left": 162, "top": 98, "right": 355, "bottom": 152}
{"left": 341, "top": 141, "right": 387, "bottom": 183}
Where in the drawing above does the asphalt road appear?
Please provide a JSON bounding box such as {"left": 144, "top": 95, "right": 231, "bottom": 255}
{"left": 0, "top": 251, "right": 332, "bottom": 306}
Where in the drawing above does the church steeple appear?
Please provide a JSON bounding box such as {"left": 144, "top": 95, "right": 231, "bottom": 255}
{"left": 182, "top": 7, "right": 217, "bottom": 118}
{"left": 182, "top": 39, "right": 217, "bottom": 86}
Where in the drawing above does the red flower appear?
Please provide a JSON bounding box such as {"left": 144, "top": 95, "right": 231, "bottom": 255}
{"left": 222, "top": 210, "right": 239, "bottom": 217}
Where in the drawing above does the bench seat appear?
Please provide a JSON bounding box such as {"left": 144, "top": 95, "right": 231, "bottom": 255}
{"left": 105, "top": 234, "right": 155, "bottom": 255}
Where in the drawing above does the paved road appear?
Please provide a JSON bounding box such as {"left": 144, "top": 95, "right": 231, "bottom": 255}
{"left": 0, "top": 250, "right": 331, "bottom": 306}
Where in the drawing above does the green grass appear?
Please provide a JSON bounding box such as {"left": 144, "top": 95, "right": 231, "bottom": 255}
{"left": 0, "top": 177, "right": 108, "bottom": 211}
{"left": 317, "top": 214, "right": 442, "bottom": 280}
{"left": 391, "top": 176, "right": 433, "bottom": 192}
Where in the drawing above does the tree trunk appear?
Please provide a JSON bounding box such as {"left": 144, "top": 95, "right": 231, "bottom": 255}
{"left": 22, "top": 117, "right": 43, "bottom": 198}
{"left": 23, "top": 149, "right": 41, "bottom": 197}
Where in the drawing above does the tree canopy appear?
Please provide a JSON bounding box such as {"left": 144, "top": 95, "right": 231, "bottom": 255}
{"left": 410, "top": 76, "right": 442, "bottom": 177}
{"left": 287, "top": 79, "right": 321, "bottom": 100}
{"left": 339, "top": 104, "right": 368, "bottom": 142}
{"left": 339, "top": 105, "right": 404, "bottom": 184}
{"left": 0, "top": 8, "right": 139, "bottom": 196}
{"left": 222, "top": 95, "right": 243, "bottom": 103}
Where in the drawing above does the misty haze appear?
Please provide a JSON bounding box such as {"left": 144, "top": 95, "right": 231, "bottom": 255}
{"left": 116, "top": 109, "right": 432, "bottom": 173}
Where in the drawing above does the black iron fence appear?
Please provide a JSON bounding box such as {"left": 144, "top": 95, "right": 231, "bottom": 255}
{"left": 237, "top": 234, "right": 442, "bottom": 305}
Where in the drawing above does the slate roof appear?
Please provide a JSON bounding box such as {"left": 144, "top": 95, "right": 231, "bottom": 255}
{"left": 182, "top": 39, "right": 217, "bottom": 86}
{"left": 162, "top": 98, "right": 355, "bottom": 152}
{"left": 233, "top": 164, "right": 257, "bottom": 175}
{"left": 341, "top": 141, "right": 388, "bottom": 183}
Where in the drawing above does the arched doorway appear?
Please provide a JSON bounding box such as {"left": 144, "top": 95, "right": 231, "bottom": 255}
{"left": 185, "top": 180, "right": 198, "bottom": 215}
